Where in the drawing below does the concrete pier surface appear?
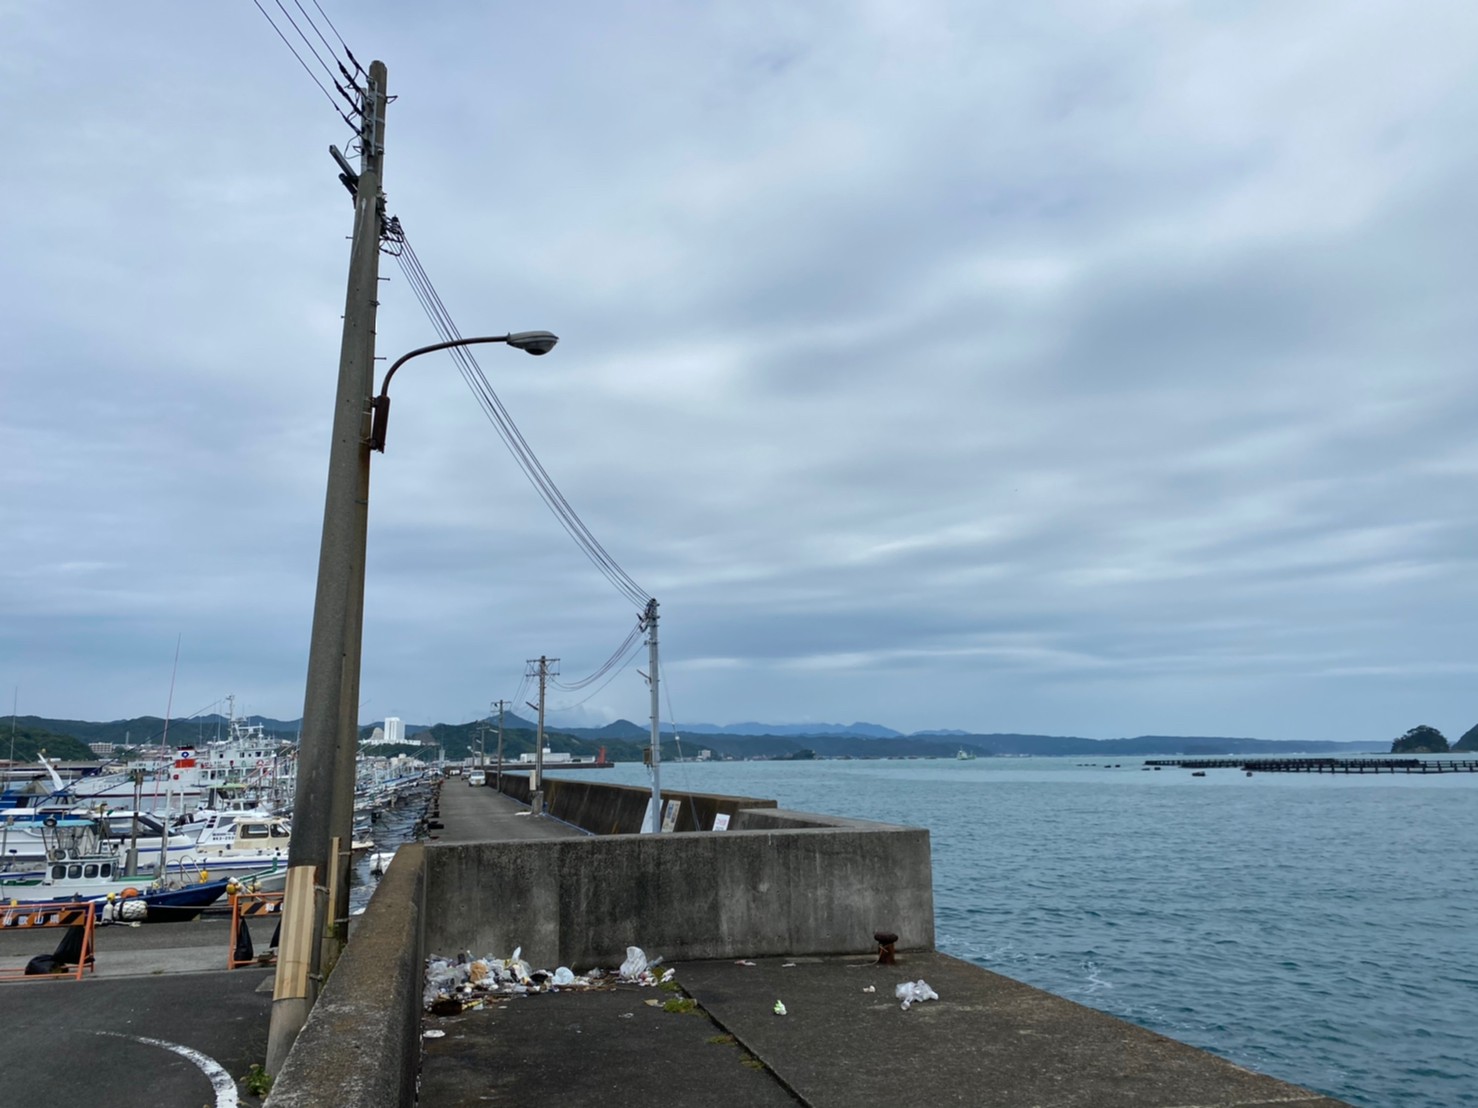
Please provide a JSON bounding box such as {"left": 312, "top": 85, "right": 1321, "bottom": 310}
{"left": 413, "top": 783, "right": 1350, "bottom": 1108}
{"left": 429, "top": 771, "right": 586, "bottom": 843}
{"left": 421, "top": 953, "right": 1349, "bottom": 1108}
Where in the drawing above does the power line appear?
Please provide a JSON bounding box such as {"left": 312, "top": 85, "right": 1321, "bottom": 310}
{"left": 385, "top": 220, "right": 652, "bottom": 610}
{"left": 390, "top": 230, "right": 644, "bottom": 604}
{"left": 247, "top": 0, "right": 360, "bottom": 132}
{"left": 288, "top": 0, "right": 350, "bottom": 79}
{"left": 308, "top": 0, "right": 364, "bottom": 76}
{"left": 552, "top": 619, "right": 645, "bottom": 691}
{"left": 549, "top": 652, "right": 643, "bottom": 712}
{"left": 271, "top": 0, "right": 342, "bottom": 85}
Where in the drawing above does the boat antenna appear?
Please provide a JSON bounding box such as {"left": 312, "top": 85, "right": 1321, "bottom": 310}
{"left": 160, "top": 635, "right": 181, "bottom": 758}
{"left": 6, "top": 687, "right": 16, "bottom": 788}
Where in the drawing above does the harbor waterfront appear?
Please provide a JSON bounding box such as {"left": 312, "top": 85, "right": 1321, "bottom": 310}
{"left": 545, "top": 755, "right": 1478, "bottom": 1108}
{"left": 1, "top": 753, "right": 1466, "bottom": 1106}
{"left": 278, "top": 780, "right": 1349, "bottom": 1108}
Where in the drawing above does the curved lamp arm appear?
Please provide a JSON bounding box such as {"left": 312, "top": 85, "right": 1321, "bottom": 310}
{"left": 370, "top": 331, "right": 558, "bottom": 452}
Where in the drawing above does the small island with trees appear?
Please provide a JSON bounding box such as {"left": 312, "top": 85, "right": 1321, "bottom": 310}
{"left": 1391, "top": 725, "right": 1450, "bottom": 754}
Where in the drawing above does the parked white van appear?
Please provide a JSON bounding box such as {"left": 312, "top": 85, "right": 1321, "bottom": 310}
{"left": 467, "top": 771, "right": 487, "bottom": 787}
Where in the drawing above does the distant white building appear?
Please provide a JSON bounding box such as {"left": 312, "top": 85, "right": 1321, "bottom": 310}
{"left": 384, "top": 717, "right": 405, "bottom": 744}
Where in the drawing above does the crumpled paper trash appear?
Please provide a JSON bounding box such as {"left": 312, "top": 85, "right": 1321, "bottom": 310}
{"left": 895, "top": 979, "right": 939, "bottom": 1010}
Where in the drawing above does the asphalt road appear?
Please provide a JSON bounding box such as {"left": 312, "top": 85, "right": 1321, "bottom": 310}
{"left": 0, "top": 918, "right": 274, "bottom": 1106}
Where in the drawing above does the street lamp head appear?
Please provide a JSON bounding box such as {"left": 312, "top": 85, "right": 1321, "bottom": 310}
{"left": 372, "top": 331, "right": 561, "bottom": 452}
{"left": 505, "top": 330, "right": 559, "bottom": 356}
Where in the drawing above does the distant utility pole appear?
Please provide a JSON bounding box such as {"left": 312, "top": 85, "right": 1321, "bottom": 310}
{"left": 641, "top": 599, "right": 662, "bottom": 832}
{"left": 492, "top": 699, "right": 508, "bottom": 789}
{"left": 524, "top": 657, "right": 558, "bottom": 814}
{"left": 267, "top": 60, "right": 389, "bottom": 1077}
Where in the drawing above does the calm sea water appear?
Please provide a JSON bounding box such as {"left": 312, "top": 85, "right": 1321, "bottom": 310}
{"left": 560, "top": 756, "right": 1478, "bottom": 1108}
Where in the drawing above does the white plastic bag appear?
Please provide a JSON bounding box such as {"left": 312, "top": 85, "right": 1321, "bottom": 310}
{"left": 895, "top": 979, "right": 939, "bottom": 1010}
{"left": 619, "top": 946, "right": 648, "bottom": 981}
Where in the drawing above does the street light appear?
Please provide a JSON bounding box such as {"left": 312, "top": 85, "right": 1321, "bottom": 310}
{"left": 370, "top": 332, "right": 559, "bottom": 452}
{"left": 271, "top": 328, "right": 558, "bottom": 1072}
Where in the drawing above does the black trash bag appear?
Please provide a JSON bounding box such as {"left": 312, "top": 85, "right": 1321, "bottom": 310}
{"left": 234, "top": 921, "right": 254, "bottom": 963}
{"left": 269, "top": 919, "right": 281, "bottom": 950}
{"left": 23, "top": 954, "right": 58, "bottom": 976}
{"left": 52, "top": 924, "right": 92, "bottom": 967}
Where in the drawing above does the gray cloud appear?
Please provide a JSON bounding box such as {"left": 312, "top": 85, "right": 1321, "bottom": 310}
{"left": 4, "top": 2, "right": 1477, "bottom": 743}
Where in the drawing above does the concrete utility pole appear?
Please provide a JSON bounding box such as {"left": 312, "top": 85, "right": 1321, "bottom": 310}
{"left": 266, "top": 60, "right": 389, "bottom": 1077}
{"left": 642, "top": 599, "right": 662, "bottom": 832}
{"left": 525, "top": 656, "right": 557, "bottom": 815}
{"left": 492, "top": 699, "right": 508, "bottom": 789}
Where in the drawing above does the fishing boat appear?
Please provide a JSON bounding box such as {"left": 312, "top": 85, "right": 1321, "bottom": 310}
{"left": 50, "top": 711, "right": 292, "bottom": 813}
{"left": 0, "top": 817, "right": 231, "bottom": 921}
{"left": 0, "top": 808, "right": 201, "bottom": 871}
{"left": 172, "top": 813, "right": 372, "bottom": 878}
{"left": 174, "top": 814, "right": 292, "bottom": 876}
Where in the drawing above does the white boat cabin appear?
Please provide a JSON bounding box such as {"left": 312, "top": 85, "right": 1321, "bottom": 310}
{"left": 192, "top": 815, "right": 292, "bottom": 854}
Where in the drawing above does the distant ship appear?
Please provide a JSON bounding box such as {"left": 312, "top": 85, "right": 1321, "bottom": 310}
{"left": 956, "top": 748, "right": 978, "bottom": 761}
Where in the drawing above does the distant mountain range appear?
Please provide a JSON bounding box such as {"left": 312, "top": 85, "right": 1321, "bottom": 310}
{"left": 672, "top": 720, "right": 904, "bottom": 738}
{"left": 533, "top": 717, "right": 1385, "bottom": 757}
{"left": 10, "top": 712, "right": 1392, "bottom": 763}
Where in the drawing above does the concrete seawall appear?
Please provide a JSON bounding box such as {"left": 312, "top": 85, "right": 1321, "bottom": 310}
{"left": 270, "top": 785, "right": 932, "bottom": 1107}
{"left": 495, "top": 770, "right": 778, "bottom": 833}
{"left": 423, "top": 814, "right": 934, "bottom": 967}
{"left": 267, "top": 838, "right": 427, "bottom": 1108}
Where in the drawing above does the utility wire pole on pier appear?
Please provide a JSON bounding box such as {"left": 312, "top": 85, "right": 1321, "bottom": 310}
{"left": 525, "top": 657, "right": 557, "bottom": 814}
{"left": 492, "top": 699, "right": 508, "bottom": 789}
{"left": 267, "top": 60, "right": 389, "bottom": 1076}
{"left": 641, "top": 599, "right": 662, "bottom": 832}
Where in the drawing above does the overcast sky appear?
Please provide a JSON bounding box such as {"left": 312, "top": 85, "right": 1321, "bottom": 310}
{"left": 4, "top": 2, "right": 1477, "bottom": 742}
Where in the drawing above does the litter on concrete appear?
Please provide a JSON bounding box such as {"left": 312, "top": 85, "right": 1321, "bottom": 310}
{"left": 424, "top": 945, "right": 671, "bottom": 1013}
{"left": 773, "top": 1000, "right": 787, "bottom": 1016}
{"left": 895, "top": 979, "right": 939, "bottom": 1010}
{"left": 617, "top": 946, "right": 672, "bottom": 984}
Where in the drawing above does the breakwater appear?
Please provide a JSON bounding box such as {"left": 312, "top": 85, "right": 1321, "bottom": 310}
{"left": 1145, "top": 756, "right": 1478, "bottom": 773}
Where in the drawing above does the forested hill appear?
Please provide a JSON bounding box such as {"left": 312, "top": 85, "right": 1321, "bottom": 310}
{"left": 0, "top": 722, "right": 94, "bottom": 762}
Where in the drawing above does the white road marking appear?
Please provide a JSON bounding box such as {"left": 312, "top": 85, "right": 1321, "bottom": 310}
{"left": 96, "top": 1031, "right": 240, "bottom": 1107}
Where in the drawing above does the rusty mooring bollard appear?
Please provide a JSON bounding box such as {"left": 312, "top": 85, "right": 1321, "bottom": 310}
{"left": 874, "top": 930, "right": 898, "bottom": 965}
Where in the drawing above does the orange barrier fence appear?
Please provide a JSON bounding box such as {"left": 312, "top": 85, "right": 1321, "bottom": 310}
{"left": 0, "top": 900, "right": 98, "bottom": 982}
{"left": 228, "top": 890, "right": 283, "bottom": 969}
